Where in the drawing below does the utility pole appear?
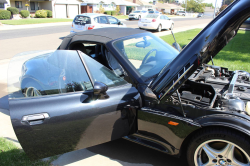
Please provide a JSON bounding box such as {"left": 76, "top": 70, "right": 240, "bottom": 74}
{"left": 213, "top": 0, "right": 218, "bottom": 18}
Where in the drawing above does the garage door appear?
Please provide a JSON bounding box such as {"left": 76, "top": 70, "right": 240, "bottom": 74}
{"left": 68, "top": 5, "right": 79, "bottom": 19}
{"left": 55, "top": 4, "right": 67, "bottom": 18}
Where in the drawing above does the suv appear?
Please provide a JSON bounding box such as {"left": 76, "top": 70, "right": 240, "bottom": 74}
{"left": 176, "top": 11, "right": 186, "bottom": 16}
{"left": 129, "top": 10, "right": 148, "bottom": 20}
{"left": 70, "top": 13, "right": 126, "bottom": 33}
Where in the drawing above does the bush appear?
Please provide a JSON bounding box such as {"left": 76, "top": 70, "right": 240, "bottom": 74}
{"left": 35, "top": 10, "right": 47, "bottom": 18}
{"left": 20, "top": 10, "right": 30, "bottom": 18}
{"left": 111, "top": 11, "right": 116, "bottom": 15}
{"left": 104, "top": 10, "right": 112, "bottom": 15}
{"left": 7, "top": 7, "right": 19, "bottom": 14}
{"left": 0, "top": 10, "right": 11, "bottom": 20}
{"left": 46, "top": 10, "right": 52, "bottom": 18}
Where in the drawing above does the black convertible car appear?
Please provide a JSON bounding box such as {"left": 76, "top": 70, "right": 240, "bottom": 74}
{"left": 8, "top": 0, "right": 250, "bottom": 165}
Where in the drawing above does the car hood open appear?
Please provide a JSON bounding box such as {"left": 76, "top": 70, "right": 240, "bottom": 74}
{"left": 150, "top": 0, "right": 250, "bottom": 103}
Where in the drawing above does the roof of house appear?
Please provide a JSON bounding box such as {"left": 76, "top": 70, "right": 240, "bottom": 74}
{"left": 0, "top": 0, "right": 7, "bottom": 3}
{"left": 125, "top": 0, "right": 152, "bottom": 6}
{"left": 81, "top": 0, "right": 139, "bottom": 6}
{"left": 154, "top": 2, "right": 184, "bottom": 9}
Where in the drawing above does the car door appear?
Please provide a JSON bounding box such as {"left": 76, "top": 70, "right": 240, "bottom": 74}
{"left": 8, "top": 50, "right": 140, "bottom": 160}
{"left": 107, "top": 16, "right": 119, "bottom": 27}
{"left": 98, "top": 16, "right": 110, "bottom": 28}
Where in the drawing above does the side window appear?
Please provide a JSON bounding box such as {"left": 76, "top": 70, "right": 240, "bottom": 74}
{"left": 107, "top": 16, "right": 118, "bottom": 24}
{"left": 99, "top": 16, "right": 109, "bottom": 24}
{"left": 164, "top": 16, "right": 169, "bottom": 20}
{"left": 94, "top": 17, "right": 99, "bottom": 23}
{"left": 160, "top": 15, "right": 164, "bottom": 20}
{"left": 81, "top": 53, "right": 128, "bottom": 88}
{"left": 9, "top": 50, "right": 93, "bottom": 99}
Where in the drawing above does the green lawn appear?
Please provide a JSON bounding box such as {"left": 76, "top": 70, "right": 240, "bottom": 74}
{"left": 160, "top": 29, "right": 250, "bottom": 72}
{"left": 114, "top": 15, "right": 128, "bottom": 19}
{"left": 0, "top": 18, "right": 73, "bottom": 25}
{"left": 0, "top": 137, "right": 57, "bottom": 165}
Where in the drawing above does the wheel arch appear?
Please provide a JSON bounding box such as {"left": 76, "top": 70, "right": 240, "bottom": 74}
{"left": 179, "top": 116, "right": 250, "bottom": 157}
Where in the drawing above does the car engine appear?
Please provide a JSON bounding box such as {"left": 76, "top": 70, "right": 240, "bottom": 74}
{"left": 171, "top": 64, "right": 250, "bottom": 116}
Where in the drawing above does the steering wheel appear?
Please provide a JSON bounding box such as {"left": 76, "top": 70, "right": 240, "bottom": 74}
{"left": 142, "top": 49, "right": 157, "bottom": 65}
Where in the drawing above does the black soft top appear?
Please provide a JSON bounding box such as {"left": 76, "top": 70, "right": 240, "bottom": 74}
{"left": 59, "top": 27, "right": 147, "bottom": 49}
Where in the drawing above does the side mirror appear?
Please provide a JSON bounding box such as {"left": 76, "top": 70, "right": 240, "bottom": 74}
{"left": 94, "top": 82, "right": 109, "bottom": 99}
{"left": 118, "top": 21, "right": 123, "bottom": 25}
{"left": 172, "top": 42, "right": 182, "bottom": 52}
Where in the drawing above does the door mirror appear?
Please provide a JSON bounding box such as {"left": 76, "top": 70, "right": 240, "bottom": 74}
{"left": 118, "top": 21, "right": 123, "bottom": 25}
{"left": 172, "top": 42, "right": 182, "bottom": 52}
{"left": 94, "top": 82, "right": 109, "bottom": 99}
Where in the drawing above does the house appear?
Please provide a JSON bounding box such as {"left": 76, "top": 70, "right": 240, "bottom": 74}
{"left": 80, "top": 0, "right": 139, "bottom": 15}
{"left": 125, "top": 0, "right": 153, "bottom": 13}
{"left": 0, "top": 0, "right": 8, "bottom": 9}
{"left": 2, "top": 0, "right": 82, "bottom": 18}
{"left": 154, "top": 2, "right": 184, "bottom": 14}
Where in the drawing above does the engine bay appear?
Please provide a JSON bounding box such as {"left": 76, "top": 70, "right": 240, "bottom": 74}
{"left": 172, "top": 64, "right": 250, "bottom": 116}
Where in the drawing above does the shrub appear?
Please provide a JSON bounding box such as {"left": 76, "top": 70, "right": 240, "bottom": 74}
{"left": 115, "top": 6, "right": 120, "bottom": 15}
{"left": 111, "top": 11, "right": 116, "bottom": 15}
{"left": 46, "top": 10, "right": 52, "bottom": 18}
{"left": 20, "top": 10, "right": 30, "bottom": 18}
{"left": 99, "top": 5, "right": 105, "bottom": 14}
{"left": 0, "top": 10, "right": 11, "bottom": 20}
{"left": 35, "top": 10, "right": 47, "bottom": 18}
{"left": 104, "top": 10, "right": 112, "bottom": 15}
{"left": 7, "top": 7, "right": 19, "bottom": 14}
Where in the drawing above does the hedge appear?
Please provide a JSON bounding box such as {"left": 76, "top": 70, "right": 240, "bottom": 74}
{"left": 7, "top": 7, "right": 19, "bottom": 14}
{"left": 20, "top": 10, "right": 30, "bottom": 18}
{"left": 46, "top": 10, "right": 52, "bottom": 18}
{"left": 104, "top": 10, "right": 112, "bottom": 15}
{"left": 0, "top": 10, "right": 11, "bottom": 20}
{"left": 35, "top": 10, "right": 47, "bottom": 18}
{"left": 111, "top": 11, "right": 116, "bottom": 15}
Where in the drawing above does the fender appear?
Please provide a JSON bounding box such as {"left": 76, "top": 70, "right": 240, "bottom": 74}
{"left": 195, "top": 114, "right": 250, "bottom": 136}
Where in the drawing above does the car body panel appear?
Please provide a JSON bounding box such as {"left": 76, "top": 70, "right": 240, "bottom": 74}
{"left": 138, "top": 14, "right": 173, "bottom": 30}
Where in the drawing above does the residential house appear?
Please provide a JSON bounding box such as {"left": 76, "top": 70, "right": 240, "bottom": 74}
{"left": 154, "top": 2, "right": 184, "bottom": 14}
{"left": 80, "top": 0, "right": 139, "bottom": 15}
{"left": 2, "top": 0, "right": 82, "bottom": 18}
{"left": 0, "top": 0, "right": 9, "bottom": 9}
{"left": 125, "top": 0, "right": 153, "bottom": 14}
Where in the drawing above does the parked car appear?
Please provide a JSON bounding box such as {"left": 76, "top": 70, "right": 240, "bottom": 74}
{"left": 138, "top": 14, "right": 174, "bottom": 32}
{"left": 8, "top": 1, "right": 250, "bottom": 166}
{"left": 148, "top": 10, "right": 162, "bottom": 14}
{"left": 128, "top": 10, "right": 148, "bottom": 20}
{"left": 70, "top": 13, "right": 126, "bottom": 33}
{"left": 240, "top": 17, "right": 250, "bottom": 29}
{"left": 197, "top": 13, "right": 204, "bottom": 18}
{"left": 176, "top": 11, "right": 186, "bottom": 16}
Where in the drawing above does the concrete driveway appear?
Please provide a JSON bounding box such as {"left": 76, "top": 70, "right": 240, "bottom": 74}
{"left": 0, "top": 19, "right": 211, "bottom": 165}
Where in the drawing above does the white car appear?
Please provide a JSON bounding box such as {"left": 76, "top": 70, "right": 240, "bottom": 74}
{"left": 128, "top": 10, "right": 148, "bottom": 20}
{"left": 70, "top": 13, "right": 126, "bottom": 33}
{"left": 176, "top": 11, "right": 186, "bottom": 16}
{"left": 138, "top": 14, "right": 174, "bottom": 32}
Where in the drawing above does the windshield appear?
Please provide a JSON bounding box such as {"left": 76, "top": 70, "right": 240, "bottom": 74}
{"left": 133, "top": 11, "right": 140, "bottom": 13}
{"left": 145, "top": 14, "right": 159, "bottom": 18}
{"left": 113, "top": 33, "right": 179, "bottom": 82}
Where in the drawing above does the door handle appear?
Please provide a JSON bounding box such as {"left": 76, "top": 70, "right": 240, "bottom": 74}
{"left": 22, "top": 113, "right": 50, "bottom": 125}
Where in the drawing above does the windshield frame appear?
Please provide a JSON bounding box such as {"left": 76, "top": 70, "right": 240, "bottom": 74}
{"left": 110, "top": 32, "right": 179, "bottom": 84}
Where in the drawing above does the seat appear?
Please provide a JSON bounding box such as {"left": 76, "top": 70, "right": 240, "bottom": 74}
{"left": 70, "top": 43, "right": 87, "bottom": 55}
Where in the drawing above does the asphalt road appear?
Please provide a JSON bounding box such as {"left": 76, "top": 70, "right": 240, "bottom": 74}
{"left": 0, "top": 17, "right": 212, "bottom": 40}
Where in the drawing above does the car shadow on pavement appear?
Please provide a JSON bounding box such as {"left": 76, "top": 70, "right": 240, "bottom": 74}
{"left": 0, "top": 95, "right": 9, "bottom": 115}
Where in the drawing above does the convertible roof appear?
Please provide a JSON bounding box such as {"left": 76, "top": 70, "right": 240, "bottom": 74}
{"left": 59, "top": 28, "right": 147, "bottom": 49}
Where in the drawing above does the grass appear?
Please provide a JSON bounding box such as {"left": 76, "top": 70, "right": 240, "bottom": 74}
{"left": 160, "top": 29, "right": 250, "bottom": 72}
{"left": 0, "top": 18, "right": 73, "bottom": 25}
{"left": 0, "top": 137, "right": 57, "bottom": 166}
{"left": 114, "top": 15, "right": 128, "bottom": 19}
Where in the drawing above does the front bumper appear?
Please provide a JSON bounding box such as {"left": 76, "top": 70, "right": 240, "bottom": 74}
{"left": 129, "top": 16, "right": 138, "bottom": 19}
{"left": 138, "top": 22, "right": 158, "bottom": 30}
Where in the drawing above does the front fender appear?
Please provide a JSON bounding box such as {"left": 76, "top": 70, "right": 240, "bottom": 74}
{"left": 196, "top": 114, "right": 250, "bottom": 136}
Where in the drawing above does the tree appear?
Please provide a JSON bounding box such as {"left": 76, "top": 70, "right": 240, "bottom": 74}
{"left": 181, "top": 0, "right": 205, "bottom": 13}
{"left": 223, "top": 0, "right": 234, "bottom": 5}
{"left": 219, "top": 5, "right": 228, "bottom": 12}
{"left": 115, "top": 5, "right": 120, "bottom": 15}
{"left": 205, "top": 3, "right": 214, "bottom": 8}
{"left": 99, "top": 4, "right": 105, "bottom": 14}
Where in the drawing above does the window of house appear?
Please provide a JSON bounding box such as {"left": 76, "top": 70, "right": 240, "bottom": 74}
{"left": 15, "top": 1, "right": 22, "bottom": 8}
{"left": 30, "top": 2, "right": 38, "bottom": 10}
{"left": 0, "top": 3, "right": 4, "bottom": 8}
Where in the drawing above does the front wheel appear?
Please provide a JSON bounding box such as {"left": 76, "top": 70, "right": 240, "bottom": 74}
{"left": 187, "top": 128, "right": 250, "bottom": 166}
{"left": 170, "top": 24, "right": 174, "bottom": 30}
{"left": 156, "top": 24, "right": 162, "bottom": 32}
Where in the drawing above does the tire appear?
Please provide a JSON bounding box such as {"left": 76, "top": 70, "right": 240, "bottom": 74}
{"left": 156, "top": 24, "right": 162, "bottom": 32}
{"left": 170, "top": 23, "right": 174, "bottom": 30}
{"left": 138, "top": 15, "right": 141, "bottom": 20}
{"left": 129, "top": 18, "right": 132, "bottom": 20}
{"left": 187, "top": 127, "right": 250, "bottom": 166}
{"left": 183, "top": 14, "right": 185, "bottom": 16}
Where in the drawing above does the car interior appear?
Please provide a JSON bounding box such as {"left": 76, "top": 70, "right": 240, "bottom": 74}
{"left": 69, "top": 42, "right": 126, "bottom": 77}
